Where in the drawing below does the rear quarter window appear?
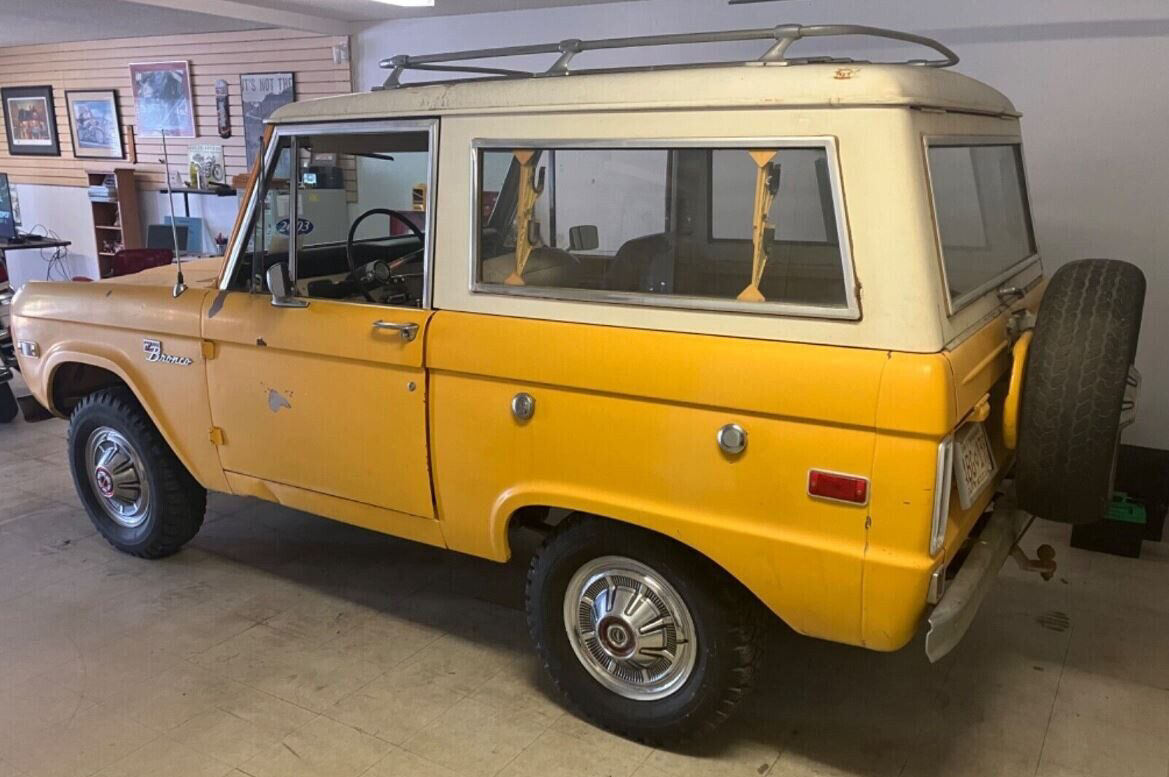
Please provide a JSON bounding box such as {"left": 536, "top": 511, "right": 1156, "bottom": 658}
{"left": 473, "top": 141, "right": 858, "bottom": 318}
{"left": 927, "top": 142, "right": 1036, "bottom": 309}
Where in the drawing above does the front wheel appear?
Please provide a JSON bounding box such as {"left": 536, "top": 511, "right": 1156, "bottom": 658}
{"left": 68, "top": 387, "right": 206, "bottom": 558}
{"left": 526, "top": 516, "right": 764, "bottom": 745}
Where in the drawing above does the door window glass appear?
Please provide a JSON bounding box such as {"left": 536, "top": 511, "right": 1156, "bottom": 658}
{"left": 227, "top": 128, "right": 432, "bottom": 308}
{"left": 292, "top": 131, "right": 430, "bottom": 308}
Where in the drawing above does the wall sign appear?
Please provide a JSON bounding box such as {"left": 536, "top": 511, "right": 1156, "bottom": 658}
{"left": 241, "top": 72, "right": 295, "bottom": 171}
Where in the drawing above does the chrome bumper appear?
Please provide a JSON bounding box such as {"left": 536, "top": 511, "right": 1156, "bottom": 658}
{"left": 924, "top": 491, "right": 1032, "bottom": 663}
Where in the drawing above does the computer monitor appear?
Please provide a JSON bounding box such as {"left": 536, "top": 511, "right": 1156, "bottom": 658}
{"left": 146, "top": 224, "right": 189, "bottom": 252}
{"left": 0, "top": 173, "right": 16, "bottom": 241}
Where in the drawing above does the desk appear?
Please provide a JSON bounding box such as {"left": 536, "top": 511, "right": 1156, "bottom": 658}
{"left": 0, "top": 238, "right": 74, "bottom": 290}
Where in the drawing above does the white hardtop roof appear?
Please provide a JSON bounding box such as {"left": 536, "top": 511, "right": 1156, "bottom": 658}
{"left": 270, "top": 63, "right": 1018, "bottom": 125}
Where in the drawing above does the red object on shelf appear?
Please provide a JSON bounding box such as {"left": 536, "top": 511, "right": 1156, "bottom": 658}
{"left": 107, "top": 249, "right": 174, "bottom": 278}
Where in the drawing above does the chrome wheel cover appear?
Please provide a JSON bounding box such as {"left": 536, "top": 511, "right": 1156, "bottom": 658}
{"left": 84, "top": 427, "right": 151, "bottom": 528}
{"left": 563, "top": 555, "right": 697, "bottom": 701}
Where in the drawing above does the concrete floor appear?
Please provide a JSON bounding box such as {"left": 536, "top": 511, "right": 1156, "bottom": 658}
{"left": 2, "top": 411, "right": 1169, "bottom": 777}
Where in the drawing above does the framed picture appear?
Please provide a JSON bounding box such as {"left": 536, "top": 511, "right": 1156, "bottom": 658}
{"left": 65, "top": 90, "right": 124, "bottom": 159}
{"left": 240, "top": 72, "right": 295, "bottom": 170}
{"left": 2, "top": 85, "right": 60, "bottom": 156}
{"left": 129, "top": 61, "right": 195, "bottom": 137}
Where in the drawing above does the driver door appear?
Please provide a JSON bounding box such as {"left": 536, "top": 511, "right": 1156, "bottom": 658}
{"left": 203, "top": 121, "right": 437, "bottom": 523}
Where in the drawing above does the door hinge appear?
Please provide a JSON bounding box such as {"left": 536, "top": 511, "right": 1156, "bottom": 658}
{"left": 201, "top": 340, "right": 217, "bottom": 360}
{"left": 209, "top": 426, "right": 225, "bottom": 445}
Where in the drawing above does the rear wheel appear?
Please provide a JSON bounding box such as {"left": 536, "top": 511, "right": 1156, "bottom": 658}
{"left": 68, "top": 387, "right": 206, "bottom": 557}
{"left": 526, "top": 516, "right": 763, "bottom": 744}
{"left": 1016, "top": 259, "right": 1145, "bottom": 524}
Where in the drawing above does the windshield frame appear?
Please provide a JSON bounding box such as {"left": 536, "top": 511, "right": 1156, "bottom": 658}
{"left": 924, "top": 135, "right": 1040, "bottom": 315}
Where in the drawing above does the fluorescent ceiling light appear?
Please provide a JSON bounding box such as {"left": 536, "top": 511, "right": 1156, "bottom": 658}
{"left": 371, "top": 0, "right": 435, "bottom": 6}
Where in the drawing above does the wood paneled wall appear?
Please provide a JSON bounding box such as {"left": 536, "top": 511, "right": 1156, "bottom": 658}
{"left": 0, "top": 28, "right": 351, "bottom": 188}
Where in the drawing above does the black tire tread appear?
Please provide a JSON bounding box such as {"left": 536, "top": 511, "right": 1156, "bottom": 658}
{"left": 526, "top": 514, "right": 764, "bottom": 745}
{"left": 68, "top": 386, "right": 206, "bottom": 558}
{"left": 1016, "top": 259, "right": 1145, "bottom": 524}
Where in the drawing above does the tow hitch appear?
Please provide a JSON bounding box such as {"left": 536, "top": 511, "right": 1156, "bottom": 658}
{"left": 1011, "top": 543, "right": 1057, "bottom": 581}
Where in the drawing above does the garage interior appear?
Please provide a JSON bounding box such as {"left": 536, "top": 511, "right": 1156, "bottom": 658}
{"left": 2, "top": 1, "right": 1168, "bottom": 776}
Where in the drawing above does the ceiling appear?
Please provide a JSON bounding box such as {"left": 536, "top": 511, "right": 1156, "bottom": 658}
{"left": 0, "top": 0, "right": 641, "bottom": 46}
{"left": 243, "top": 0, "right": 641, "bottom": 24}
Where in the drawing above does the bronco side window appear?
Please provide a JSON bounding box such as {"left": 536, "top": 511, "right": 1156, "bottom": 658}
{"left": 474, "top": 141, "right": 856, "bottom": 317}
{"left": 223, "top": 121, "right": 436, "bottom": 309}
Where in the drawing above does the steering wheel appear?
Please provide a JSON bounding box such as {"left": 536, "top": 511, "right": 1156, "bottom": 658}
{"left": 346, "top": 208, "right": 425, "bottom": 274}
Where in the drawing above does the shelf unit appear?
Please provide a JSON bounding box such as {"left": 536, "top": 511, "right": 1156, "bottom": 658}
{"left": 87, "top": 168, "right": 142, "bottom": 276}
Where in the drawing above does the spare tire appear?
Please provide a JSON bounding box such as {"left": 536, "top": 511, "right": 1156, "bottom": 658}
{"left": 1016, "top": 259, "right": 1145, "bottom": 524}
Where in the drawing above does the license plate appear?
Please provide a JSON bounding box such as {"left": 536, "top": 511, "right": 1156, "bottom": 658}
{"left": 954, "top": 422, "right": 996, "bottom": 510}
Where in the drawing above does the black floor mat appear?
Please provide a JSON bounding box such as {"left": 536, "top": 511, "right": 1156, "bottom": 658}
{"left": 17, "top": 394, "right": 54, "bottom": 422}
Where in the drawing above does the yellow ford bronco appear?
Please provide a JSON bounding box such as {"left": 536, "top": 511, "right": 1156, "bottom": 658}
{"left": 9, "top": 25, "right": 1146, "bottom": 743}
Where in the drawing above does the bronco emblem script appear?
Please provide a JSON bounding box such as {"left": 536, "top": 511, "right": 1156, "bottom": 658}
{"left": 143, "top": 339, "right": 193, "bottom": 366}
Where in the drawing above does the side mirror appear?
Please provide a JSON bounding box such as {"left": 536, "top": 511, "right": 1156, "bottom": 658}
{"left": 266, "top": 263, "right": 308, "bottom": 308}
{"left": 569, "top": 224, "right": 599, "bottom": 252}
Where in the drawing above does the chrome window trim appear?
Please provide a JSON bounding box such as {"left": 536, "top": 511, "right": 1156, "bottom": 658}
{"left": 922, "top": 134, "right": 1041, "bottom": 316}
{"left": 219, "top": 118, "right": 440, "bottom": 310}
{"left": 468, "top": 136, "right": 860, "bottom": 321}
{"left": 930, "top": 436, "right": 955, "bottom": 557}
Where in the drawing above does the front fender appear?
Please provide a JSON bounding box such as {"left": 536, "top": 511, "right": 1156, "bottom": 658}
{"left": 25, "top": 334, "right": 228, "bottom": 493}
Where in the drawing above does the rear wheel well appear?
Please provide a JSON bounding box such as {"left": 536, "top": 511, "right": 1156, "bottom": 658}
{"left": 51, "top": 363, "right": 128, "bottom": 415}
{"left": 505, "top": 505, "right": 770, "bottom": 615}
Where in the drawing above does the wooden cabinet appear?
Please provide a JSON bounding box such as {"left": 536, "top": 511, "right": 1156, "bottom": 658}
{"left": 88, "top": 168, "right": 142, "bottom": 277}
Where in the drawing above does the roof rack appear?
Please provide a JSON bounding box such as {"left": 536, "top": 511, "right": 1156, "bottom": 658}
{"left": 377, "top": 23, "right": 959, "bottom": 90}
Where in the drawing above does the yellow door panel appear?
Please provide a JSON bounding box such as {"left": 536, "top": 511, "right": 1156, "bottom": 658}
{"left": 202, "top": 291, "right": 434, "bottom": 518}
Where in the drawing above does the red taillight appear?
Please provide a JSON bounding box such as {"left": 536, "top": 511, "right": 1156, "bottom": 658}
{"left": 808, "top": 470, "right": 869, "bottom": 505}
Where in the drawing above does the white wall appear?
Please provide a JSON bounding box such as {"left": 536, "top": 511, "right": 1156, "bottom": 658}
{"left": 355, "top": 1, "right": 1169, "bottom": 448}
{"left": 6, "top": 184, "right": 100, "bottom": 285}
{"left": 7, "top": 183, "right": 239, "bottom": 289}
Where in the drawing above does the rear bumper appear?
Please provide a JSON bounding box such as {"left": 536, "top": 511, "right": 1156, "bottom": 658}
{"left": 924, "top": 489, "right": 1032, "bottom": 662}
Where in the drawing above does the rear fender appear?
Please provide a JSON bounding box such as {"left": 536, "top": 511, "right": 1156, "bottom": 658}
{"left": 487, "top": 480, "right": 869, "bottom": 646}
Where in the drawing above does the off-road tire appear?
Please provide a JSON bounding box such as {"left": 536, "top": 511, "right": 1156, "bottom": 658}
{"left": 0, "top": 382, "right": 17, "bottom": 423}
{"left": 68, "top": 386, "right": 206, "bottom": 557}
{"left": 526, "top": 515, "right": 764, "bottom": 745}
{"left": 1016, "top": 259, "right": 1145, "bottom": 524}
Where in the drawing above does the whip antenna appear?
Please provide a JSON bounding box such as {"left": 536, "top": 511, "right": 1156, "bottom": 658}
{"left": 159, "top": 130, "right": 186, "bottom": 298}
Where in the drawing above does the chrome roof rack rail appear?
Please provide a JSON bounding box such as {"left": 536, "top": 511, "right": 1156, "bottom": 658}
{"left": 377, "top": 24, "right": 959, "bottom": 90}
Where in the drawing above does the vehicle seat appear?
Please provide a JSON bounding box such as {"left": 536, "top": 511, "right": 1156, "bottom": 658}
{"left": 481, "top": 246, "right": 582, "bottom": 288}
{"left": 605, "top": 233, "right": 671, "bottom": 292}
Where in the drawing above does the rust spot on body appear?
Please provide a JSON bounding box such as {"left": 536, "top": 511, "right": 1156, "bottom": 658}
{"left": 267, "top": 388, "right": 292, "bottom": 413}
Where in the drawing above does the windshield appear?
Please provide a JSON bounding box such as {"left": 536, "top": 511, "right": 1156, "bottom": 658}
{"left": 928, "top": 143, "right": 1036, "bottom": 307}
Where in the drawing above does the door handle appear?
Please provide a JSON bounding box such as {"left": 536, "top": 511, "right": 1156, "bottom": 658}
{"left": 372, "top": 320, "right": 419, "bottom": 342}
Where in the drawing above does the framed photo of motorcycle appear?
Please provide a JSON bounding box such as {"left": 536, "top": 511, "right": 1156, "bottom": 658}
{"left": 65, "top": 90, "right": 125, "bottom": 159}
